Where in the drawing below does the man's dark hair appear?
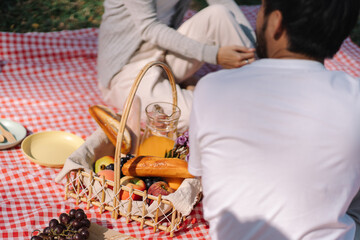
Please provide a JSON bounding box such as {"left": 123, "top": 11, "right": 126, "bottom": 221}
{"left": 264, "top": 0, "right": 360, "bottom": 60}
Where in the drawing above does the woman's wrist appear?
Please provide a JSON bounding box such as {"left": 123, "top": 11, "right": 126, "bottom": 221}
{"left": 203, "top": 44, "right": 219, "bottom": 65}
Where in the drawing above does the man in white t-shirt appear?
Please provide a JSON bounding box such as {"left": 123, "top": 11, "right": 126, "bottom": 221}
{"left": 188, "top": 0, "right": 360, "bottom": 239}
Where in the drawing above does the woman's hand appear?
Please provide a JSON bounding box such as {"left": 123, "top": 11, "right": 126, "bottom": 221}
{"left": 217, "top": 46, "right": 256, "bottom": 69}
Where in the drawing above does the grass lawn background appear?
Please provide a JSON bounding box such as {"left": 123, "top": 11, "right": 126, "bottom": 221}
{"left": 0, "top": 0, "right": 359, "bottom": 47}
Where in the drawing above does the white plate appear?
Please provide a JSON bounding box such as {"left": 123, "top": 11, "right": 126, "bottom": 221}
{"left": 21, "top": 131, "right": 84, "bottom": 168}
{"left": 0, "top": 119, "right": 27, "bottom": 150}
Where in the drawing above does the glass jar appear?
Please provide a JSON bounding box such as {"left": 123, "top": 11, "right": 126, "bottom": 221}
{"left": 137, "top": 102, "right": 181, "bottom": 157}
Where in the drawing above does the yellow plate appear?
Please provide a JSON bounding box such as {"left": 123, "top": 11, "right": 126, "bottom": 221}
{"left": 21, "top": 131, "right": 84, "bottom": 168}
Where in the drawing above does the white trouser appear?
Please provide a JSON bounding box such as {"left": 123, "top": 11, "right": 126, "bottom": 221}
{"left": 99, "top": 5, "right": 254, "bottom": 130}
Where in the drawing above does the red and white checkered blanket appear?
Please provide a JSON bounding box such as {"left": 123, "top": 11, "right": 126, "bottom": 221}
{"left": 0, "top": 6, "right": 359, "bottom": 240}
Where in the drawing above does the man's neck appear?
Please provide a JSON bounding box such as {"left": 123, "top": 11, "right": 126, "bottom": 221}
{"left": 269, "top": 48, "right": 324, "bottom": 64}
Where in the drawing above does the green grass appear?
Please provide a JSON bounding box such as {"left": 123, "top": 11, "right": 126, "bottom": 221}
{"left": 0, "top": 0, "right": 103, "bottom": 32}
{"left": 0, "top": 0, "right": 359, "bottom": 47}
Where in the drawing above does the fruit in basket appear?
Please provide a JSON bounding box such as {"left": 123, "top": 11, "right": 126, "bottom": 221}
{"left": 30, "top": 208, "right": 91, "bottom": 240}
{"left": 97, "top": 170, "right": 115, "bottom": 190}
{"left": 120, "top": 176, "right": 146, "bottom": 200}
{"left": 89, "top": 105, "right": 131, "bottom": 154}
{"left": 148, "top": 181, "right": 175, "bottom": 196}
{"left": 122, "top": 156, "right": 194, "bottom": 178}
{"left": 94, "top": 155, "right": 114, "bottom": 173}
{"left": 142, "top": 177, "right": 163, "bottom": 189}
{"left": 97, "top": 169, "right": 115, "bottom": 182}
{"left": 147, "top": 181, "right": 175, "bottom": 204}
{"left": 105, "top": 163, "right": 114, "bottom": 170}
{"left": 163, "top": 177, "right": 184, "bottom": 190}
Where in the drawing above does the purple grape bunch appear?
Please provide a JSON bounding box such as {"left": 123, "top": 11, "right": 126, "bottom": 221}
{"left": 31, "top": 208, "right": 91, "bottom": 240}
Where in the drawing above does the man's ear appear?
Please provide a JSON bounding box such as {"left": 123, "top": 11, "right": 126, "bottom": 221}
{"left": 267, "top": 10, "right": 285, "bottom": 40}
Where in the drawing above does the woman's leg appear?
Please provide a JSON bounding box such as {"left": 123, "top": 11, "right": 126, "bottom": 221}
{"left": 166, "top": 4, "right": 255, "bottom": 84}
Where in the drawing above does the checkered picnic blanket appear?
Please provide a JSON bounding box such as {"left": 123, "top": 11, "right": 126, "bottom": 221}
{"left": 0, "top": 6, "right": 359, "bottom": 240}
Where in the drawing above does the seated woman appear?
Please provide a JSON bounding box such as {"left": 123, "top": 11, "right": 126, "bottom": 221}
{"left": 97, "top": 0, "right": 256, "bottom": 129}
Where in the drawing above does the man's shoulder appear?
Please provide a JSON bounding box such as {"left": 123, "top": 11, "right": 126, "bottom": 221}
{"left": 198, "top": 59, "right": 283, "bottom": 85}
{"left": 196, "top": 59, "right": 360, "bottom": 94}
{"left": 328, "top": 70, "right": 360, "bottom": 94}
{"left": 198, "top": 66, "right": 253, "bottom": 86}
{"left": 330, "top": 70, "right": 359, "bottom": 82}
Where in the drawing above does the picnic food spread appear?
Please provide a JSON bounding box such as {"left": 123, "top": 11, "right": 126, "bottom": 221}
{"left": 92, "top": 154, "right": 192, "bottom": 198}
{"left": 90, "top": 132, "right": 193, "bottom": 195}
{"left": 88, "top": 101, "right": 193, "bottom": 199}
{"left": 57, "top": 61, "right": 203, "bottom": 238}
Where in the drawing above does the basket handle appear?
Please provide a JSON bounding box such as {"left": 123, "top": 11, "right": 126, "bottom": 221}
{"left": 112, "top": 61, "right": 178, "bottom": 218}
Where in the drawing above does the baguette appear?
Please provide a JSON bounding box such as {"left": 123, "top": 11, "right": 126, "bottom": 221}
{"left": 122, "top": 156, "right": 194, "bottom": 178}
{"left": 89, "top": 105, "right": 131, "bottom": 154}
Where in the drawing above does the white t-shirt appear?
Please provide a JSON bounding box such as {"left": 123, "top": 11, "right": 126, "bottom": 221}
{"left": 188, "top": 59, "right": 360, "bottom": 240}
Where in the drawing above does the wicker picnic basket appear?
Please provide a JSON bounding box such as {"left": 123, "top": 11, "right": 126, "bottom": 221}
{"left": 64, "top": 61, "right": 191, "bottom": 237}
